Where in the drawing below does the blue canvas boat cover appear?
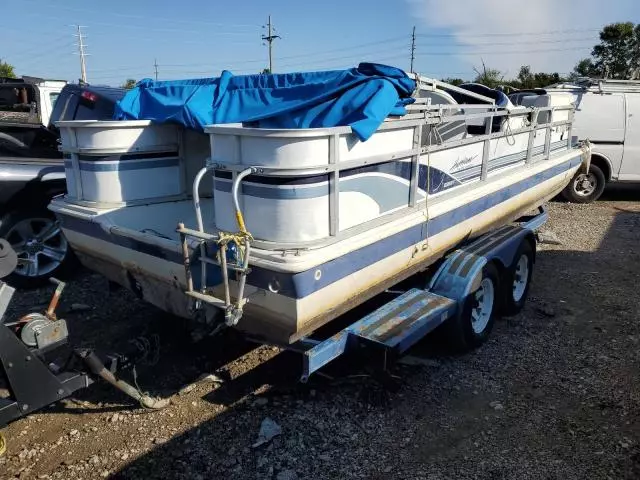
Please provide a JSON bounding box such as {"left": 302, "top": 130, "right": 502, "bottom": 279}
{"left": 114, "top": 63, "right": 416, "bottom": 141}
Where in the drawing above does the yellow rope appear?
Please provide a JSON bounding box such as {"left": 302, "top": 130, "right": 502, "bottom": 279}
{"left": 216, "top": 210, "right": 254, "bottom": 265}
{"left": 0, "top": 431, "right": 6, "bottom": 457}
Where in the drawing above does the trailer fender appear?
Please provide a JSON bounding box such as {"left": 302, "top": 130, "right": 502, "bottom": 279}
{"left": 428, "top": 225, "right": 536, "bottom": 303}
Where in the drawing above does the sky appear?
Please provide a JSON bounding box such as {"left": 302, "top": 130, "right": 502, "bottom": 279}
{"left": 2, "top": 0, "right": 638, "bottom": 86}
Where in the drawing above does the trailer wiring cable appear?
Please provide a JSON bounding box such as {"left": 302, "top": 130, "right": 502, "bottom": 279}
{"left": 131, "top": 365, "right": 149, "bottom": 405}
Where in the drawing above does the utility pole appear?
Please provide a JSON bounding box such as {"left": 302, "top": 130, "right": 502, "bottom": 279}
{"left": 410, "top": 26, "right": 416, "bottom": 73}
{"left": 154, "top": 58, "right": 159, "bottom": 81}
{"left": 75, "top": 25, "right": 88, "bottom": 84}
{"left": 261, "top": 15, "right": 280, "bottom": 73}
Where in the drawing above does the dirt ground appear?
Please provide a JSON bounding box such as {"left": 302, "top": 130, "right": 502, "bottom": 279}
{"left": 1, "top": 189, "right": 639, "bottom": 480}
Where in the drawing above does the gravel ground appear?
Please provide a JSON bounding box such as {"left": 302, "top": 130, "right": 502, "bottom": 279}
{"left": 1, "top": 190, "right": 639, "bottom": 480}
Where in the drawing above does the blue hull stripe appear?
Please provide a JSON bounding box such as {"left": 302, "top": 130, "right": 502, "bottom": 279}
{"left": 78, "top": 157, "right": 180, "bottom": 172}
{"left": 57, "top": 155, "right": 580, "bottom": 300}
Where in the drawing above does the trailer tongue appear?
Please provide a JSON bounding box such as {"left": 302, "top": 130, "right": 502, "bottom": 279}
{"left": 0, "top": 239, "right": 169, "bottom": 455}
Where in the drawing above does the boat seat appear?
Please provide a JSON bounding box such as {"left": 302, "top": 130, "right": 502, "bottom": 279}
{"left": 465, "top": 110, "right": 504, "bottom": 135}
{"left": 521, "top": 94, "right": 552, "bottom": 124}
{"left": 508, "top": 89, "right": 547, "bottom": 106}
{"left": 417, "top": 89, "right": 467, "bottom": 144}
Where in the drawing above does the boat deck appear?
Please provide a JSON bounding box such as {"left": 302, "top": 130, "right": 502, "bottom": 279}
{"left": 62, "top": 197, "right": 215, "bottom": 244}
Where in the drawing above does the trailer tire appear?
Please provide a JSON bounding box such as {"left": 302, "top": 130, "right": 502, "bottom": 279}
{"left": 502, "top": 239, "right": 534, "bottom": 316}
{"left": 444, "top": 263, "right": 499, "bottom": 352}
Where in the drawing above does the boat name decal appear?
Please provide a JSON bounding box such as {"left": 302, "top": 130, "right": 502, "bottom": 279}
{"left": 451, "top": 155, "right": 479, "bottom": 172}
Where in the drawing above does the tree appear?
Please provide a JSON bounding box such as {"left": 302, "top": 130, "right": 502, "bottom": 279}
{"left": 517, "top": 65, "right": 534, "bottom": 89}
{"left": 590, "top": 22, "right": 637, "bottom": 79}
{"left": 0, "top": 60, "right": 16, "bottom": 78}
{"left": 121, "top": 79, "right": 137, "bottom": 89}
{"left": 473, "top": 60, "right": 503, "bottom": 89}
{"left": 533, "top": 71, "right": 563, "bottom": 87}
{"left": 571, "top": 58, "right": 597, "bottom": 79}
{"left": 632, "top": 24, "right": 640, "bottom": 79}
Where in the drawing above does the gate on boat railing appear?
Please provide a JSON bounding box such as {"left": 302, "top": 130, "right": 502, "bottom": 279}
{"left": 177, "top": 96, "right": 578, "bottom": 325}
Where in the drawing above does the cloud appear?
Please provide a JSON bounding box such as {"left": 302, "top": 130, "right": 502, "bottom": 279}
{"left": 406, "top": 0, "right": 629, "bottom": 76}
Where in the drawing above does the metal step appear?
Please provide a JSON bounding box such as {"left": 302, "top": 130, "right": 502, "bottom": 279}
{"left": 300, "top": 289, "right": 457, "bottom": 380}
{"left": 353, "top": 289, "right": 457, "bottom": 352}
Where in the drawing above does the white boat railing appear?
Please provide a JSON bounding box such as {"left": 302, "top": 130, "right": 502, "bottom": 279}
{"left": 177, "top": 101, "right": 579, "bottom": 325}
{"left": 207, "top": 102, "right": 575, "bottom": 215}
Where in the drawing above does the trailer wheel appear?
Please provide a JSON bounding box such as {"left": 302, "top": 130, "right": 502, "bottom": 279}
{"left": 502, "top": 239, "right": 534, "bottom": 316}
{"left": 444, "top": 263, "right": 499, "bottom": 351}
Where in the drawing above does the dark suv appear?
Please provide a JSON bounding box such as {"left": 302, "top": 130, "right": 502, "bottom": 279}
{"left": 0, "top": 82, "right": 126, "bottom": 287}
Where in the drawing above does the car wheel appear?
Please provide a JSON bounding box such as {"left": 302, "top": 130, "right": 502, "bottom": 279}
{"left": 562, "top": 164, "right": 606, "bottom": 203}
{"left": 0, "top": 209, "right": 75, "bottom": 288}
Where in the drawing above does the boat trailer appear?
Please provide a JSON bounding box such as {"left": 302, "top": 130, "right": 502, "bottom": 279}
{"left": 292, "top": 207, "right": 548, "bottom": 381}
{"left": 1, "top": 206, "right": 547, "bottom": 452}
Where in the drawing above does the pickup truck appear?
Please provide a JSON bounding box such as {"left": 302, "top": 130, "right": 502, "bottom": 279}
{"left": 0, "top": 77, "right": 125, "bottom": 287}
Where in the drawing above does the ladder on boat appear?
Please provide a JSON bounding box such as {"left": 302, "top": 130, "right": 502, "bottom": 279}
{"left": 176, "top": 163, "right": 256, "bottom": 326}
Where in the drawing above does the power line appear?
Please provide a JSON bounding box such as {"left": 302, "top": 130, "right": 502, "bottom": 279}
{"left": 416, "top": 27, "right": 600, "bottom": 38}
{"left": 10, "top": 33, "right": 594, "bottom": 79}
{"left": 416, "top": 37, "right": 596, "bottom": 48}
{"left": 4, "top": 33, "right": 71, "bottom": 59}
{"left": 276, "top": 46, "right": 406, "bottom": 70}
{"left": 11, "top": 10, "right": 256, "bottom": 36}
{"left": 416, "top": 46, "right": 592, "bottom": 56}
{"left": 16, "top": 0, "right": 259, "bottom": 29}
{"left": 276, "top": 36, "right": 407, "bottom": 63}
{"left": 10, "top": 38, "right": 74, "bottom": 67}
{"left": 87, "top": 36, "right": 410, "bottom": 75}
{"left": 261, "top": 15, "right": 280, "bottom": 73}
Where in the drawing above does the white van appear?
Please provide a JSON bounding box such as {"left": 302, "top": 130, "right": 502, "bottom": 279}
{"left": 511, "top": 79, "right": 640, "bottom": 202}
